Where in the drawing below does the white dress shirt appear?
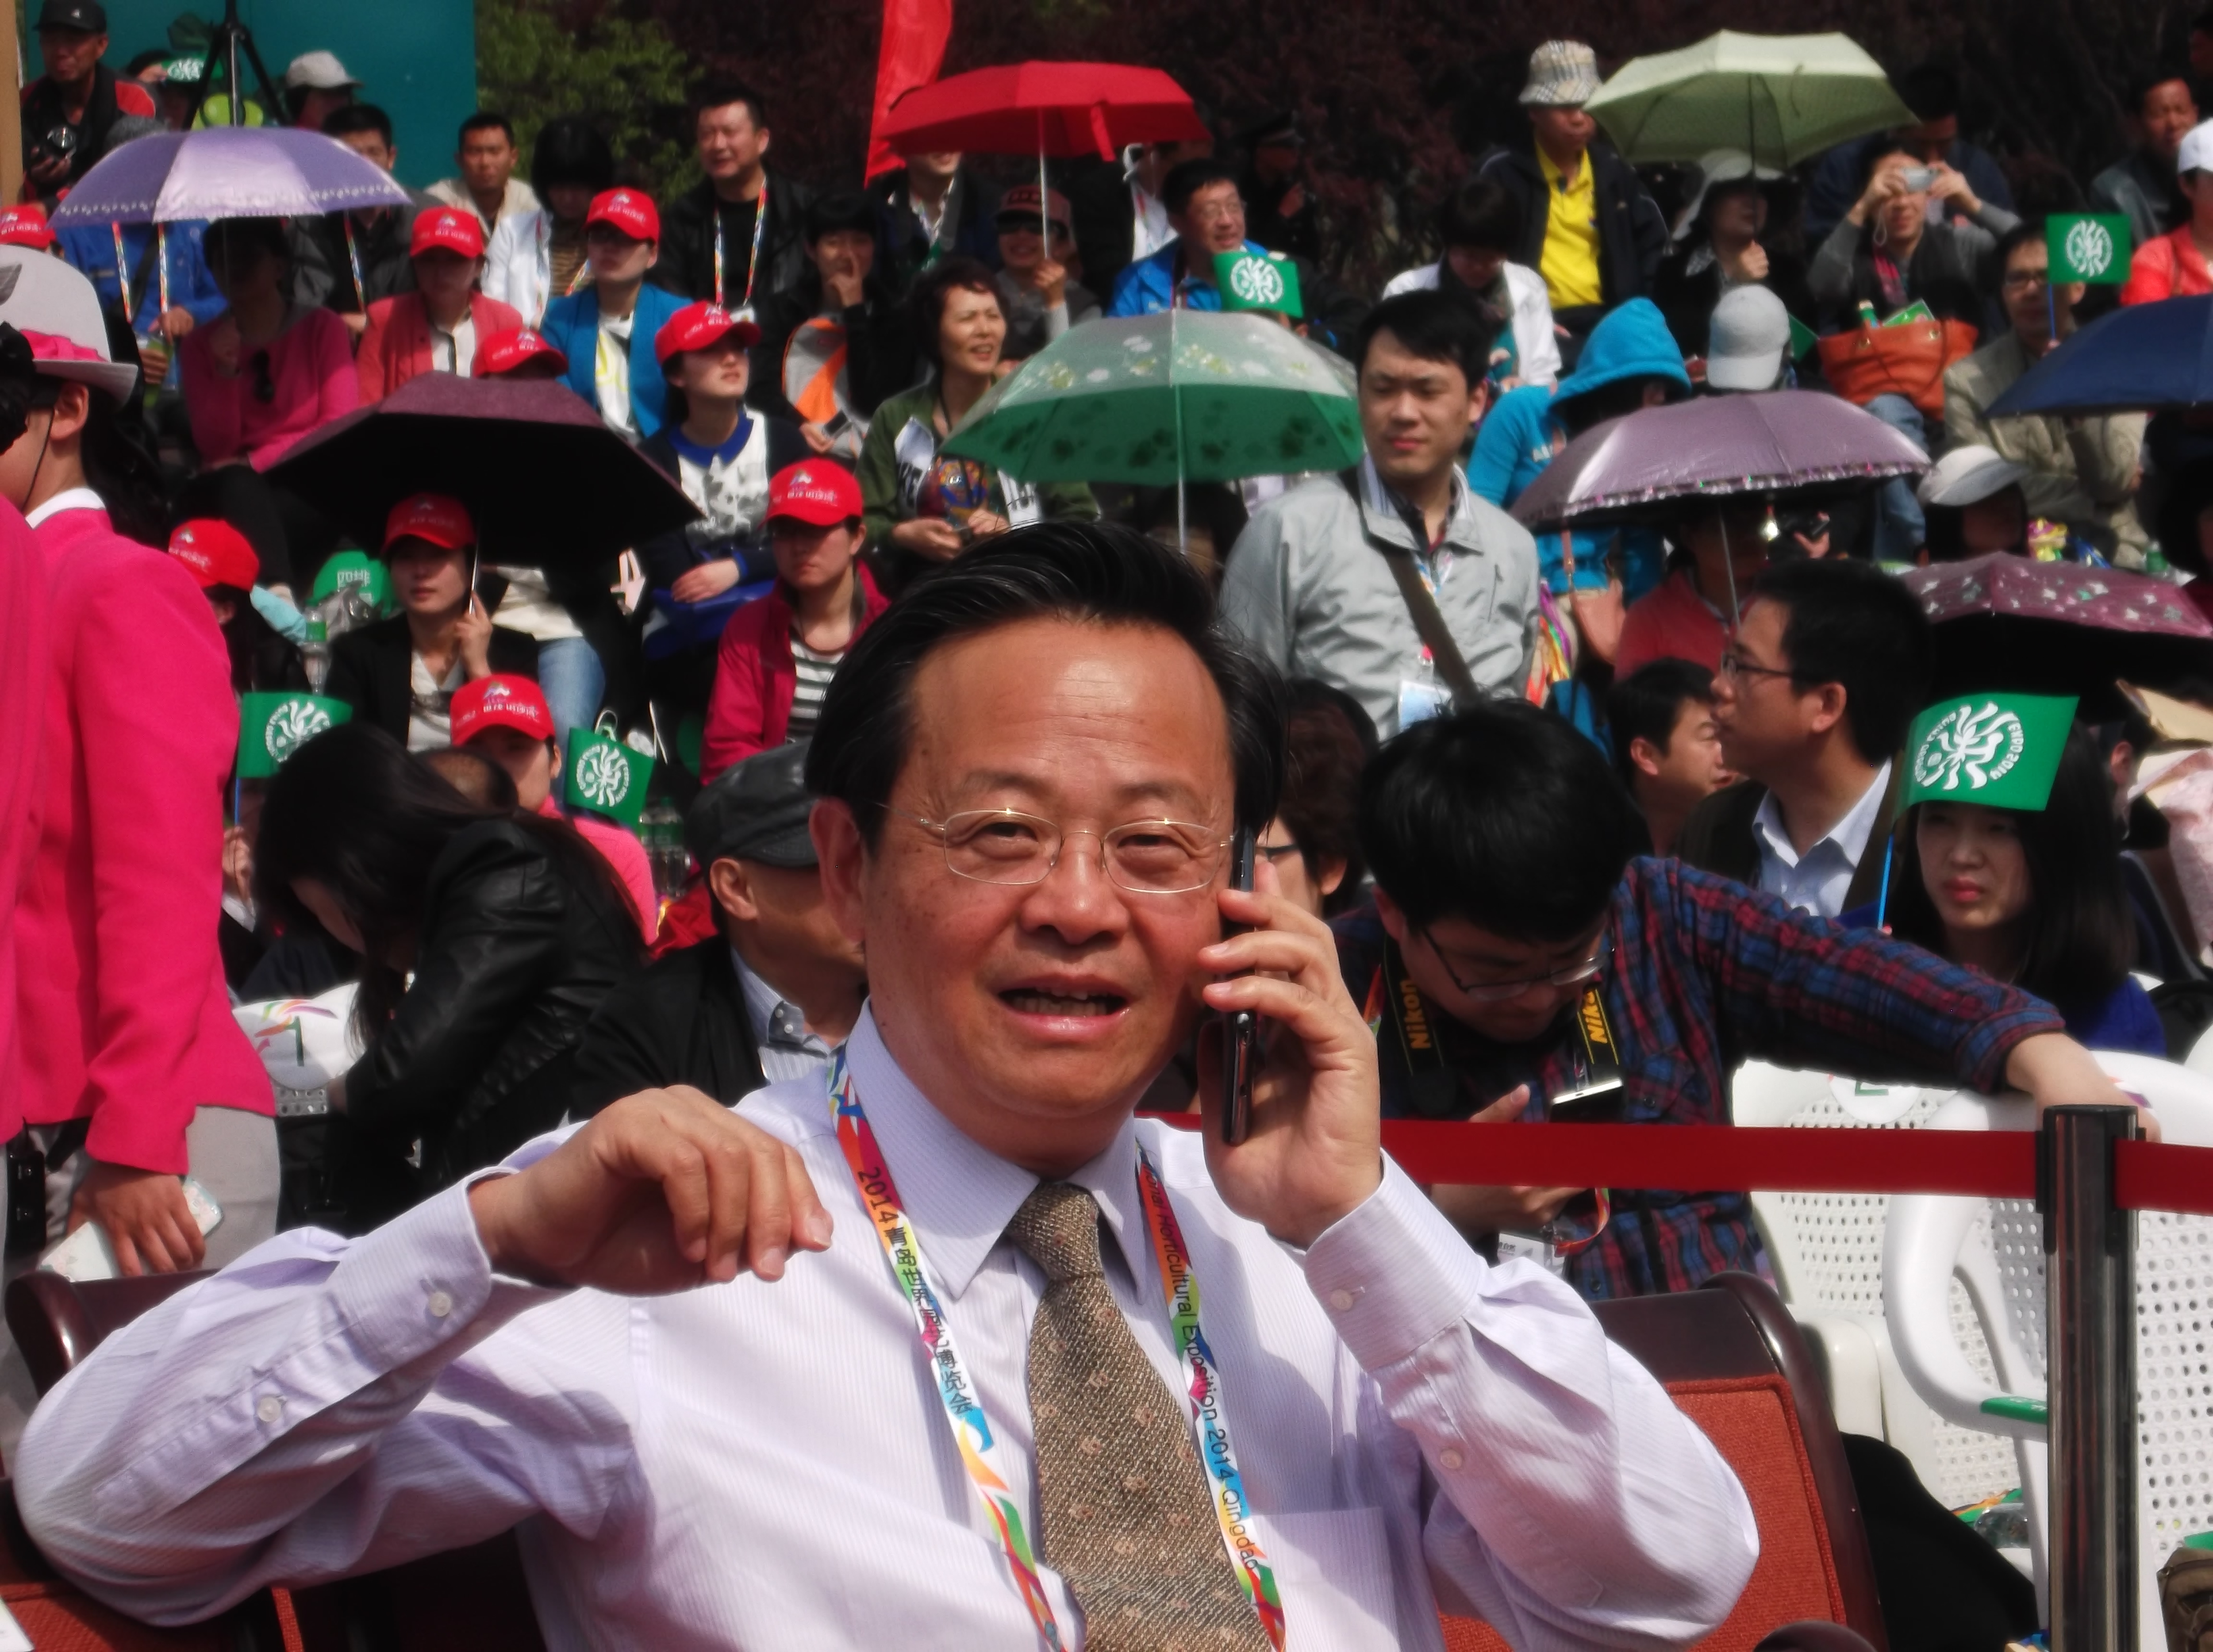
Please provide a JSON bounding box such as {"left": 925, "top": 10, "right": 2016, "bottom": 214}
{"left": 14, "top": 1009, "right": 1755, "bottom": 1651}
{"left": 1753, "top": 759, "right": 1893, "bottom": 919}
{"left": 731, "top": 947, "right": 834, "bottom": 1087}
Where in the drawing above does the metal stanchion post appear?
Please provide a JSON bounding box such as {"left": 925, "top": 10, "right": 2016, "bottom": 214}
{"left": 2042, "top": 1104, "right": 2140, "bottom": 1652}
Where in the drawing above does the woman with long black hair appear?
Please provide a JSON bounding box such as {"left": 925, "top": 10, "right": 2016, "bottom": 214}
{"left": 1867, "top": 701, "right": 2162, "bottom": 1055}
{"left": 255, "top": 721, "right": 646, "bottom": 1230}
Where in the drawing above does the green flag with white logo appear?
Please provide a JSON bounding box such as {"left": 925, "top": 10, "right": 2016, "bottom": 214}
{"left": 309, "top": 548, "right": 392, "bottom": 612}
{"left": 2047, "top": 214, "right": 2132, "bottom": 284}
{"left": 237, "top": 693, "right": 351, "bottom": 779}
{"left": 564, "top": 720, "right": 654, "bottom": 827}
{"left": 1904, "top": 692, "right": 2079, "bottom": 812}
{"left": 1214, "top": 250, "right": 1303, "bottom": 319}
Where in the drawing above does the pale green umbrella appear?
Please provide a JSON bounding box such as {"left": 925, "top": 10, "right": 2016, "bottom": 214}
{"left": 1584, "top": 31, "right": 1914, "bottom": 169}
{"left": 940, "top": 310, "right": 1363, "bottom": 487}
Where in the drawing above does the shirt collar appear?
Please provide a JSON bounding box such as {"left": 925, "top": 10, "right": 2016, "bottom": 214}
{"left": 1752, "top": 758, "right": 1893, "bottom": 869}
{"left": 842, "top": 1006, "right": 1147, "bottom": 1300}
{"left": 25, "top": 486, "right": 106, "bottom": 528}
{"left": 1358, "top": 451, "right": 1472, "bottom": 549}
{"left": 732, "top": 947, "right": 827, "bottom": 1054}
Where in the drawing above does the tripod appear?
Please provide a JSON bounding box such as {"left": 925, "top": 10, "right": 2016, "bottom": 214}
{"left": 195, "top": 0, "right": 286, "bottom": 128}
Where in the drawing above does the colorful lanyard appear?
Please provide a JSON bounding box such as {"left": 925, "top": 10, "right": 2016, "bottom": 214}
{"left": 110, "top": 223, "right": 133, "bottom": 322}
{"left": 156, "top": 223, "right": 170, "bottom": 320}
{"left": 342, "top": 218, "right": 368, "bottom": 314}
{"left": 713, "top": 182, "right": 769, "bottom": 309}
{"left": 827, "top": 1050, "right": 1286, "bottom": 1650}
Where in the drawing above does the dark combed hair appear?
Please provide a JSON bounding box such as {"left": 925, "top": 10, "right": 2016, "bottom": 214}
{"left": 1437, "top": 178, "right": 1522, "bottom": 254}
{"left": 911, "top": 254, "right": 1002, "bottom": 365}
{"left": 1888, "top": 721, "right": 2137, "bottom": 1010}
{"left": 806, "top": 190, "right": 877, "bottom": 243}
{"left": 1279, "top": 680, "right": 1374, "bottom": 917}
{"left": 694, "top": 80, "right": 767, "bottom": 130}
{"left": 805, "top": 521, "right": 1286, "bottom": 848}
{"left": 1752, "top": 558, "right": 1934, "bottom": 762}
{"left": 459, "top": 109, "right": 515, "bottom": 145}
{"left": 322, "top": 103, "right": 393, "bottom": 146}
{"left": 1358, "top": 701, "right": 1644, "bottom": 939}
{"left": 530, "top": 115, "right": 615, "bottom": 199}
{"left": 9, "top": 359, "right": 169, "bottom": 546}
{"left": 1606, "top": 658, "right": 1715, "bottom": 792}
{"left": 1162, "top": 157, "right": 1239, "bottom": 216}
{"left": 1897, "top": 61, "right": 1962, "bottom": 123}
{"left": 1354, "top": 288, "right": 1498, "bottom": 388}
{"left": 1992, "top": 218, "right": 2045, "bottom": 292}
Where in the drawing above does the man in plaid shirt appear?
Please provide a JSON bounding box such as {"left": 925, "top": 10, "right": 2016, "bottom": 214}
{"left": 1333, "top": 702, "right": 2122, "bottom": 1301}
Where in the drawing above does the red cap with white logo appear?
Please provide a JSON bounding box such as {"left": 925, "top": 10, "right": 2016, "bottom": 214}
{"left": 410, "top": 207, "right": 485, "bottom": 260}
{"left": 0, "top": 204, "right": 56, "bottom": 250}
{"left": 585, "top": 188, "right": 660, "bottom": 243}
{"left": 474, "top": 328, "right": 569, "bottom": 378}
{"left": 765, "top": 460, "right": 863, "bottom": 527}
{"left": 382, "top": 492, "right": 476, "bottom": 553}
{"left": 450, "top": 674, "right": 553, "bottom": 745}
{"left": 168, "top": 518, "right": 259, "bottom": 589}
{"left": 653, "top": 301, "right": 763, "bottom": 364}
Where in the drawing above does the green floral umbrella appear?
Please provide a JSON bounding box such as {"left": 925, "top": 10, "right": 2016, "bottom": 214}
{"left": 940, "top": 311, "right": 1363, "bottom": 486}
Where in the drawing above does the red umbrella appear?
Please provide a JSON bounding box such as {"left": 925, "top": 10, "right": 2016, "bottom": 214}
{"left": 878, "top": 62, "right": 1208, "bottom": 244}
{"left": 877, "top": 62, "right": 1208, "bottom": 161}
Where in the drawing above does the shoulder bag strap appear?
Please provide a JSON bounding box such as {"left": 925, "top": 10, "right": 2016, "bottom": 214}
{"left": 1341, "top": 469, "right": 1484, "bottom": 705}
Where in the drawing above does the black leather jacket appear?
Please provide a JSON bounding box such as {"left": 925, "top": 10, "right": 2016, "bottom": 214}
{"left": 340, "top": 818, "right": 644, "bottom": 1228}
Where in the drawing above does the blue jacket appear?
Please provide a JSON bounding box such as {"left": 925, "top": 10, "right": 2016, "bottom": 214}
{"left": 540, "top": 282, "right": 687, "bottom": 440}
{"left": 1105, "top": 237, "right": 1267, "bottom": 317}
{"left": 57, "top": 219, "right": 225, "bottom": 375}
{"left": 1467, "top": 297, "right": 1690, "bottom": 598}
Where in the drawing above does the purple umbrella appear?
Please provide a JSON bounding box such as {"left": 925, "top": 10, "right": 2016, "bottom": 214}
{"left": 49, "top": 127, "right": 413, "bottom": 226}
{"left": 1508, "top": 389, "right": 1929, "bottom": 532}
{"left": 1905, "top": 552, "right": 2213, "bottom": 638}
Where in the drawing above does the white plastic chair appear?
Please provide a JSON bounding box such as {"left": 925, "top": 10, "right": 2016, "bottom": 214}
{"left": 2187, "top": 1020, "right": 2213, "bottom": 1079}
{"left": 1732, "top": 1062, "right": 2024, "bottom": 1512}
{"left": 1883, "top": 1051, "right": 2213, "bottom": 1642}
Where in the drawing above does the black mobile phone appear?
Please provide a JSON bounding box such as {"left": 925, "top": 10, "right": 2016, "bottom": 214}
{"left": 1222, "top": 826, "right": 1258, "bottom": 1145}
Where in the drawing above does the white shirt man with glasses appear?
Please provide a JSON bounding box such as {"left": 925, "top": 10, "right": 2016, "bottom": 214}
{"left": 20, "top": 522, "right": 1766, "bottom": 1650}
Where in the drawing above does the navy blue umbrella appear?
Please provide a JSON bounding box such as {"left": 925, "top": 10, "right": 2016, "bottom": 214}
{"left": 1985, "top": 296, "right": 2213, "bottom": 418}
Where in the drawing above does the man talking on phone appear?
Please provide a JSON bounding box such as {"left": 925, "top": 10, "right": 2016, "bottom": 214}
{"left": 20, "top": 523, "right": 1761, "bottom": 1648}
{"left": 1333, "top": 702, "right": 2131, "bottom": 1302}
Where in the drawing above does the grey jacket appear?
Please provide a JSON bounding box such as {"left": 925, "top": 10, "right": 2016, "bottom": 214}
{"left": 2089, "top": 150, "right": 2179, "bottom": 249}
{"left": 1220, "top": 459, "right": 1540, "bottom": 736}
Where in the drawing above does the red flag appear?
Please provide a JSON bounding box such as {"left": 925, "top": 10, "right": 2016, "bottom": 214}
{"left": 865, "top": 0, "right": 954, "bottom": 181}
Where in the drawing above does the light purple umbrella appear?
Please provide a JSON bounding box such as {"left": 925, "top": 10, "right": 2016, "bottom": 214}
{"left": 1508, "top": 389, "right": 1929, "bottom": 532}
{"left": 49, "top": 127, "right": 413, "bottom": 226}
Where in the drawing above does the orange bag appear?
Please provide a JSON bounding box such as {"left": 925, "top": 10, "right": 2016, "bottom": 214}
{"left": 1816, "top": 315, "right": 1978, "bottom": 417}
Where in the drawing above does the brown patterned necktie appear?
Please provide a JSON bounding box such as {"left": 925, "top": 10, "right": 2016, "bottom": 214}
{"left": 1004, "top": 1181, "right": 1271, "bottom": 1652}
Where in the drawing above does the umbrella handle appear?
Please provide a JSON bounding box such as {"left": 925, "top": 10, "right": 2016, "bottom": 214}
{"left": 1089, "top": 103, "right": 1116, "bottom": 163}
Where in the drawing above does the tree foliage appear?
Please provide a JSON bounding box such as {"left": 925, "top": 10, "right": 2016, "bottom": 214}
{"left": 475, "top": 0, "right": 698, "bottom": 195}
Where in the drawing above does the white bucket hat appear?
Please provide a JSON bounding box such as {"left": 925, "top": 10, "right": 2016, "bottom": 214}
{"left": 1672, "top": 149, "right": 1784, "bottom": 242}
{"left": 1916, "top": 444, "right": 2030, "bottom": 508}
{"left": 0, "top": 248, "right": 139, "bottom": 402}
{"left": 1520, "top": 41, "right": 1601, "bottom": 108}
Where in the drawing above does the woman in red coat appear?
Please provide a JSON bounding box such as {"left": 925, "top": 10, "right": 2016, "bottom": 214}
{"left": 702, "top": 461, "right": 887, "bottom": 782}
{"left": 357, "top": 208, "right": 524, "bottom": 400}
{"left": 2, "top": 296, "right": 273, "bottom": 1276}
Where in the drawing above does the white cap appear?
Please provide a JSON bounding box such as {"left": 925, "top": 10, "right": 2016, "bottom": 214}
{"left": 1705, "top": 285, "right": 1792, "bottom": 392}
{"left": 0, "top": 249, "right": 138, "bottom": 402}
{"left": 2181, "top": 120, "right": 2213, "bottom": 177}
{"left": 283, "top": 50, "right": 359, "bottom": 92}
{"left": 1916, "top": 444, "right": 2030, "bottom": 507}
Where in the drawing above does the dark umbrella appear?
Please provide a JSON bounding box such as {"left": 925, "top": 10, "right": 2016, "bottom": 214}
{"left": 265, "top": 375, "right": 699, "bottom": 570}
{"left": 1984, "top": 297, "right": 2213, "bottom": 419}
{"left": 1905, "top": 552, "right": 2213, "bottom": 717}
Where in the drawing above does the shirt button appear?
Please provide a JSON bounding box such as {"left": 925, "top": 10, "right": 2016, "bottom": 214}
{"left": 1327, "top": 1288, "right": 1358, "bottom": 1312}
{"left": 255, "top": 1395, "right": 283, "bottom": 1425}
{"left": 427, "top": 1289, "right": 454, "bottom": 1320}
{"left": 1438, "top": 1447, "right": 1466, "bottom": 1472}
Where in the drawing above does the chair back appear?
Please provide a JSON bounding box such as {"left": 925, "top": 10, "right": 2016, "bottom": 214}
{"left": 1442, "top": 1273, "right": 1887, "bottom": 1652}
{"left": 1882, "top": 1052, "right": 2213, "bottom": 1649}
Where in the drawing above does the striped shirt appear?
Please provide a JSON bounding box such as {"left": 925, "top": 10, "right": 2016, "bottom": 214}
{"left": 785, "top": 638, "right": 840, "bottom": 741}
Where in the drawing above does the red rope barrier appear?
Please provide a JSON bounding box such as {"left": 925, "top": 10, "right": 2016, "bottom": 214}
{"left": 1143, "top": 1117, "right": 2213, "bottom": 1215}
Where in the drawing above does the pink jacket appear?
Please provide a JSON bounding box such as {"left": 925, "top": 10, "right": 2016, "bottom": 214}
{"left": 2120, "top": 226, "right": 2213, "bottom": 306}
{"left": 537, "top": 797, "right": 659, "bottom": 944}
{"left": 357, "top": 291, "right": 526, "bottom": 403}
{"left": 180, "top": 305, "right": 360, "bottom": 470}
{"left": 14, "top": 502, "right": 270, "bottom": 1171}
{"left": 0, "top": 503, "right": 47, "bottom": 1136}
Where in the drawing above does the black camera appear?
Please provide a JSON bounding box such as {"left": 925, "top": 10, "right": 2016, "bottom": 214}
{"left": 24, "top": 121, "right": 78, "bottom": 173}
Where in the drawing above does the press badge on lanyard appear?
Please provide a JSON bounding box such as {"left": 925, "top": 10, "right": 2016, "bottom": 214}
{"left": 1395, "top": 547, "right": 1454, "bottom": 729}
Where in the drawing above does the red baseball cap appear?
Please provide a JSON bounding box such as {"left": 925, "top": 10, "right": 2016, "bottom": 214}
{"left": 382, "top": 492, "right": 475, "bottom": 553}
{"left": 474, "top": 328, "right": 569, "bottom": 378}
{"left": 766, "top": 460, "right": 863, "bottom": 527}
{"left": 450, "top": 674, "right": 553, "bottom": 746}
{"left": 653, "top": 301, "right": 763, "bottom": 364}
{"left": 0, "top": 205, "right": 56, "bottom": 250}
{"left": 410, "top": 206, "right": 485, "bottom": 261}
{"left": 168, "top": 518, "right": 259, "bottom": 589}
{"left": 585, "top": 188, "right": 659, "bottom": 243}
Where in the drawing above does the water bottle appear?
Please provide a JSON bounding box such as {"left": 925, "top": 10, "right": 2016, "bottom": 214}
{"left": 638, "top": 801, "right": 689, "bottom": 900}
{"left": 302, "top": 619, "right": 330, "bottom": 693}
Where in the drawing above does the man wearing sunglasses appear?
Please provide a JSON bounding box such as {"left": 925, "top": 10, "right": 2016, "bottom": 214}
{"left": 1334, "top": 699, "right": 2133, "bottom": 1302}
